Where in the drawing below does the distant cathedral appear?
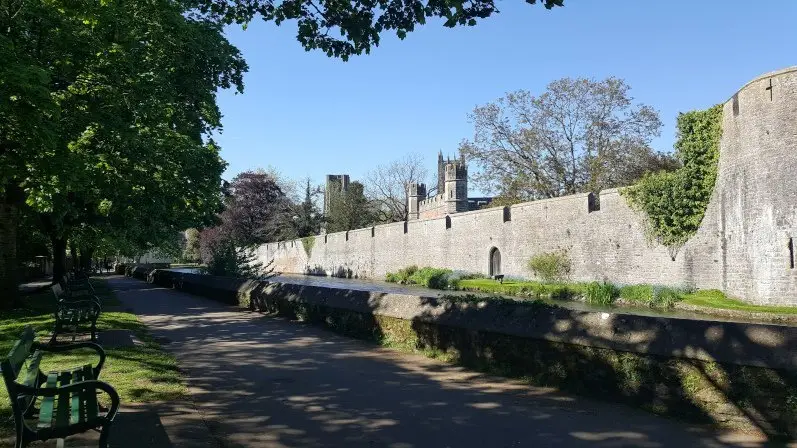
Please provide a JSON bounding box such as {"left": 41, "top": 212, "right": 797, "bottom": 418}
{"left": 324, "top": 152, "right": 491, "bottom": 224}
{"left": 407, "top": 152, "right": 492, "bottom": 221}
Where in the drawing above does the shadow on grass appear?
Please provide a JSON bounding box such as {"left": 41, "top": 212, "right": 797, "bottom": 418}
{"left": 0, "top": 277, "right": 187, "bottom": 440}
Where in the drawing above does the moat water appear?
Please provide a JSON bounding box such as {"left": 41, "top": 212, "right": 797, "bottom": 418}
{"left": 165, "top": 268, "right": 784, "bottom": 325}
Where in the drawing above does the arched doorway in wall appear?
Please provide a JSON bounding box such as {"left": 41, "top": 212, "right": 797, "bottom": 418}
{"left": 489, "top": 247, "right": 501, "bottom": 276}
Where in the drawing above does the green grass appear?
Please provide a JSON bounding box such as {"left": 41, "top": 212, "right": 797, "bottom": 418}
{"left": 681, "top": 289, "right": 797, "bottom": 315}
{"left": 618, "top": 284, "right": 655, "bottom": 304}
{"left": 456, "top": 278, "right": 585, "bottom": 300}
{"left": 0, "top": 278, "right": 186, "bottom": 437}
{"left": 412, "top": 273, "right": 797, "bottom": 317}
{"left": 584, "top": 282, "right": 617, "bottom": 306}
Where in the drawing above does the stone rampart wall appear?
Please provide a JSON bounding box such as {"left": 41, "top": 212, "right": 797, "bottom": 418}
{"left": 257, "top": 68, "right": 797, "bottom": 305}
{"left": 260, "top": 189, "right": 711, "bottom": 290}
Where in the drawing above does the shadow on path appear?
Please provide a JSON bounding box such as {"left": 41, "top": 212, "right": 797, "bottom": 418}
{"left": 110, "top": 276, "right": 783, "bottom": 448}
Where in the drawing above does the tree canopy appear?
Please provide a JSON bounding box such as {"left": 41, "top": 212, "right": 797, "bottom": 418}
{"left": 325, "top": 180, "right": 374, "bottom": 232}
{"left": 194, "top": 0, "right": 564, "bottom": 60}
{"left": 0, "top": 0, "right": 246, "bottom": 302}
{"left": 1, "top": 0, "right": 568, "bottom": 303}
{"left": 365, "top": 153, "right": 430, "bottom": 223}
{"left": 460, "top": 77, "right": 677, "bottom": 202}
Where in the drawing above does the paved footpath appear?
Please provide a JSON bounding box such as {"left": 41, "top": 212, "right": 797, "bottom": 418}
{"left": 109, "top": 276, "right": 776, "bottom": 448}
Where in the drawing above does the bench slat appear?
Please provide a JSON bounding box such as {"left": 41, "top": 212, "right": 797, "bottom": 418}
{"left": 55, "top": 371, "right": 73, "bottom": 429}
{"left": 82, "top": 364, "right": 99, "bottom": 422}
{"left": 38, "top": 373, "right": 58, "bottom": 429}
{"left": 70, "top": 369, "right": 83, "bottom": 425}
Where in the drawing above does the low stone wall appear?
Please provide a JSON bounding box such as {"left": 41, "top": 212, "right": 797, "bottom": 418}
{"left": 149, "top": 269, "right": 797, "bottom": 438}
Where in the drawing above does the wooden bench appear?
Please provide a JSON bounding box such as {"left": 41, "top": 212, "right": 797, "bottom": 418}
{"left": 51, "top": 285, "right": 101, "bottom": 344}
{"left": 1, "top": 326, "right": 119, "bottom": 448}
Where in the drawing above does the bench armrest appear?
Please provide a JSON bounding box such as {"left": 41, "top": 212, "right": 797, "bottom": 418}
{"left": 63, "top": 290, "right": 99, "bottom": 301}
{"left": 58, "top": 298, "right": 101, "bottom": 310}
{"left": 33, "top": 342, "right": 106, "bottom": 377}
{"left": 68, "top": 284, "right": 95, "bottom": 293}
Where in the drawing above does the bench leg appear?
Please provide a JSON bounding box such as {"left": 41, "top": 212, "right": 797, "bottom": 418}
{"left": 15, "top": 417, "right": 25, "bottom": 448}
{"left": 99, "top": 425, "right": 112, "bottom": 448}
{"left": 50, "top": 320, "right": 60, "bottom": 345}
{"left": 91, "top": 319, "right": 98, "bottom": 342}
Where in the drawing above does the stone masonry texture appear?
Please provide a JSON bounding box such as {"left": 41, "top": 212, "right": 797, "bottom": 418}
{"left": 259, "top": 68, "right": 797, "bottom": 305}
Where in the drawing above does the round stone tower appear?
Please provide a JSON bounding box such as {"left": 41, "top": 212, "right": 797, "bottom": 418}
{"left": 444, "top": 160, "right": 468, "bottom": 214}
{"left": 707, "top": 66, "right": 797, "bottom": 304}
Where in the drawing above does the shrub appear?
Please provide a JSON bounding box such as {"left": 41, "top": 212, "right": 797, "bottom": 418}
{"left": 651, "top": 286, "right": 682, "bottom": 308}
{"left": 446, "top": 271, "right": 485, "bottom": 289}
{"left": 584, "top": 281, "right": 617, "bottom": 306}
{"left": 527, "top": 251, "right": 571, "bottom": 283}
{"left": 386, "top": 265, "right": 453, "bottom": 289}
{"left": 385, "top": 265, "right": 418, "bottom": 284}
{"left": 301, "top": 236, "right": 315, "bottom": 257}
{"left": 203, "top": 239, "right": 264, "bottom": 279}
{"left": 618, "top": 284, "right": 654, "bottom": 304}
{"left": 409, "top": 267, "right": 453, "bottom": 289}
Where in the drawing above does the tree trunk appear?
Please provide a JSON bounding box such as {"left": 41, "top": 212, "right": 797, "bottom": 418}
{"left": 79, "top": 247, "right": 95, "bottom": 272}
{"left": 69, "top": 242, "right": 78, "bottom": 273}
{"left": 52, "top": 236, "right": 67, "bottom": 283}
{"left": 0, "top": 201, "right": 19, "bottom": 309}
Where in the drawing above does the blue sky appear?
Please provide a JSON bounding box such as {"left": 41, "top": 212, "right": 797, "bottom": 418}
{"left": 213, "top": 0, "right": 797, "bottom": 193}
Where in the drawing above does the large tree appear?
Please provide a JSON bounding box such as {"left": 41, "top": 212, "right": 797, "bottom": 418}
{"left": 325, "top": 181, "right": 374, "bottom": 232}
{"left": 221, "top": 171, "right": 294, "bottom": 246}
{"left": 292, "top": 179, "right": 323, "bottom": 237}
{"left": 0, "top": 0, "right": 245, "bottom": 305}
{"left": 460, "top": 77, "right": 677, "bottom": 202}
{"left": 365, "top": 153, "right": 430, "bottom": 223}
{"left": 196, "top": 0, "right": 564, "bottom": 60}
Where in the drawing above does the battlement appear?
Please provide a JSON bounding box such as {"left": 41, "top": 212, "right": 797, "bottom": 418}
{"left": 444, "top": 162, "right": 467, "bottom": 180}
{"left": 419, "top": 193, "right": 444, "bottom": 207}
{"left": 407, "top": 183, "right": 427, "bottom": 197}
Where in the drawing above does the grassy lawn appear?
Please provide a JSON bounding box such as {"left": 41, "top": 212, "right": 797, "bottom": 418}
{"left": 455, "top": 278, "right": 586, "bottom": 300}
{"left": 457, "top": 278, "right": 797, "bottom": 316}
{"left": 0, "top": 278, "right": 186, "bottom": 437}
{"left": 681, "top": 289, "right": 797, "bottom": 315}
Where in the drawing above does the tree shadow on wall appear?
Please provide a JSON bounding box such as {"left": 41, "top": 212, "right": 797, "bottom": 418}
{"left": 406, "top": 296, "right": 797, "bottom": 444}
{"left": 161, "top": 272, "right": 797, "bottom": 445}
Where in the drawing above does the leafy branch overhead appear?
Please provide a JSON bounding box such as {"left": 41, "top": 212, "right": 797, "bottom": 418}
{"left": 194, "top": 0, "right": 564, "bottom": 59}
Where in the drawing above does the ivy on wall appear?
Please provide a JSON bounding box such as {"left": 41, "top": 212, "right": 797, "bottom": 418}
{"left": 622, "top": 104, "right": 723, "bottom": 249}
{"left": 301, "top": 236, "right": 315, "bottom": 257}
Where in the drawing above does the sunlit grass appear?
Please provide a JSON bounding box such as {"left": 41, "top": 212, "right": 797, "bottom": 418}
{"left": 456, "top": 278, "right": 586, "bottom": 300}
{"left": 681, "top": 289, "right": 797, "bottom": 315}
{"left": 0, "top": 278, "right": 186, "bottom": 437}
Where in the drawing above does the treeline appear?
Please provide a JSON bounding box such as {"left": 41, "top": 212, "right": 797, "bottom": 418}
{"left": 2, "top": 0, "right": 555, "bottom": 304}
